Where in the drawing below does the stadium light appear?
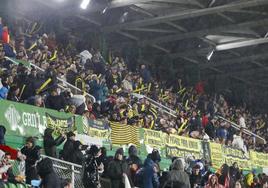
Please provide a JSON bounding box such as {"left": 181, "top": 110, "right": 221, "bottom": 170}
{"left": 80, "top": 0, "right": 91, "bottom": 9}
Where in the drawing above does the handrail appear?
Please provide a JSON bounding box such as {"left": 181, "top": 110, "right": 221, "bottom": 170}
{"left": 4, "top": 56, "right": 96, "bottom": 102}
{"left": 41, "top": 154, "right": 82, "bottom": 168}
{"left": 131, "top": 93, "right": 177, "bottom": 117}
{"left": 217, "top": 115, "right": 266, "bottom": 144}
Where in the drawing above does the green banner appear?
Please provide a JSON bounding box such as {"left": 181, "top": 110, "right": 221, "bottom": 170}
{"left": 0, "top": 100, "right": 74, "bottom": 138}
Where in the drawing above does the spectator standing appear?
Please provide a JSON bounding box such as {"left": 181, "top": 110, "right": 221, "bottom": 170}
{"left": 37, "top": 158, "right": 61, "bottom": 188}
{"left": 126, "top": 145, "right": 142, "bottom": 184}
{"left": 62, "top": 131, "right": 75, "bottom": 162}
{"left": 190, "top": 165, "right": 202, "bottom": 188}
{"left": 229, "top": 162, "right": 241, "bottom": 187}
{"left": 71, "top": 140, "right": 84, "bottom": 165}
{"left": 108, "top": 148, "right": 129, "bottom": 188}
{"left": 163, "top": 158, "right": 190, "bottom": 188}
{"left": 141, "top": 156, "right": 159, "bottom": 188}
{"left": 140, "top": 64, "right": 151, "bottom": 84}
{"left": 82, "top": 145, "right": 101, "bottom": 188}
{"left": 21, "top": 137, "right": 41, "bottom": 184}
{"left": 43, "top": 128, "right": 65, "bottom": 158}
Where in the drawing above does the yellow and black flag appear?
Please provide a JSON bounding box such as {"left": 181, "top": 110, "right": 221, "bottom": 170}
{"left": 110, "top": 122, "right": 140, "bottom": 146}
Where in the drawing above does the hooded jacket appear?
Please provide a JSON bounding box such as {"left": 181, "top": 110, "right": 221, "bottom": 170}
{"left": 142, "top": 158, "right": 159, "bottom": 188}
{"left": 205, "top": 174, "right": 224, "bottom": 188}
{"left": 37, "top": 158, "right": 61, "bottom": 188}
{"left": 108, "top": 149, "right": 129, "bottom": 188}
{"left": 163, "top": 159, "right": 190, "bottom": 188}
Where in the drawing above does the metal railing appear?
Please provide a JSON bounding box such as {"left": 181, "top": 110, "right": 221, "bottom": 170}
{"left": 4, "top": 56, "right": 96, "bottom": 103}
{"left": 41, "top": 155, "right": 83, "bottom": 188}
{"left": 131, "top": 93, "right": 177, "bottom": 117}
{"left": 131, "top": 93, "right": 266, "bottom": 144}
{"left": 217, "top": 115, "right": 266, "bottom": 144}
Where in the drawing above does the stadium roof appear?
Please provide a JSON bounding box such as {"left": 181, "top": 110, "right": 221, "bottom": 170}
{"left": 9, "top": 0, "right": 268, "bottom": 87}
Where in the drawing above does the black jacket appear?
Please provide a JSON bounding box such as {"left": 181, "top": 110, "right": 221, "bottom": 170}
{"left": 45, "top": 95, "right": 67, "bottom": 111}
{"left": 44, "top": 135, "right": 65, "bottom": 158}
{"left": 37, "top": 158, "right": 61, "bottom": 188}
{"left": 108, "top": 159, "right": 129, "bottom": 188}
{"left": 82, "top": 154, "right": 100, "bottom": 187}
{"left": 62, "top": 139, "right": 75, "bottom": 162}
{"left": 71, "top": 149, "right": 84, "bottom": 165}
{"left": 21, "top": 145, "right": 41, "bottom": 184}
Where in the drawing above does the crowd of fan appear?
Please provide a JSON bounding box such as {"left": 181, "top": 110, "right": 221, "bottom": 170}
{"left": 0, "top": 131, "right": 268, "bottom": 188}
{"left": 0, "top": 17, "right": 267, "bottom": 153}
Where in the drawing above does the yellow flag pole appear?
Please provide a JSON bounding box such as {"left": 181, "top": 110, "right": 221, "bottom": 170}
{"left": 19, "top": 84, "right": 26, "bottom": 99}
{"left": 36, "top": 78, "right": 52, "bottom": 94}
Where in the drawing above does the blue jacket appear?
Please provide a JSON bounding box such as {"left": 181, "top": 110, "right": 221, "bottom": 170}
{"left": 0, "top": 86, "right": 8, "bottom": 100}
{"left": 142, "top": 158, "right": 159, "bottom": 188}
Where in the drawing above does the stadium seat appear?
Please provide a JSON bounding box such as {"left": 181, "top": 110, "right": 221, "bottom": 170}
{"left": 6, "top": 183, "right": 17, "bottom": 188}
{"left": 16, "top": 184, "right": 26, "bottom": 188}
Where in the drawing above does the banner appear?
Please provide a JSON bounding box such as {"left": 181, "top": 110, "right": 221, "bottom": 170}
{"left": 82, "top": 117, "right": 110, "bottom": 140}
{"left": 144, "top": 129, "right": 166, "bottom": 149}
{"left": 46, "top": 113, "right": 75, "bottom": 136}
{"left": 110, "top": 122, "right": 140, "bottom": 146}
{"left": 222, "top": 146, "right": 251, "bottom": 170}
{"left": 209, "top": 143, "right": 223, "bottom": 169}
{"left": 0, "top": 100, "right": 73, "bottom": 137}
{"left": 166, "top": 134, "right": 202, "bottom": 158}
{"left": 250, "top": 151, "right": 268, "bottom": 168}
{"left": 210, "top": 143, "right": 251, "bottom": 170}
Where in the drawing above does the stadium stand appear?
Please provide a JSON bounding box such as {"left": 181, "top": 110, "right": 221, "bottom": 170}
{"left": 0, "top": 2, "right": 268, "bottom": 188}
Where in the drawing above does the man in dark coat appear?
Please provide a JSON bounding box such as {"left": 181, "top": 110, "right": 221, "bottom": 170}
{"left": 82, "top": 145, "right": 101, "bottom": 188}
{"left": 45, "top": 86, "right": 67, "bottom": 111}
{"left": 108, "top": 148, "right": 129, "bottom": 188}
{"left": 71, "top": 141, "right": 84, "bottom": 165}
{"left": 43, "top": 128, "right": 65, "bottom": 158}
{"left": 62, "top": 132, "right": 75, "bottom": 162}
{"left": 21, "top": 137, "right": 41, "bottom": 184}
{"left": 126, "top": 145, "right": 142, "bottom": 185}
{"left": 37, "top": 158, "right": 61, "bottom": 188}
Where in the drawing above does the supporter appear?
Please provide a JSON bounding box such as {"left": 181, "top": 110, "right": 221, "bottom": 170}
{"left": 229, "top": 162, "right": 242, "bottom": 187}
{"left": 245, "top": 170, "right": 256, "bottom": 188}
{"left": 6, "top": 85, "right": 20, "bottom": 102}
{"left": 140, "top": 64, "right": 152, "bottom": 84}
{"left": 61, "top": 131, "right": 75, "bottom": 162}
{"left": 70, "top": 140, "right": 84, "bottom": 165}
{"left": 0, "top": 150, "right": 11, "bottom": 187}
{"left": 43, "top": 128, "right": 65, "bottom": 158}
{"left": 205, "top": 174, "right": 224, "bottom": 188}
{"left": 141, "top": 156, "right": 160, "bottom": 188}
{"left": 188, "top": 111, "right": 202, "bottom": 139}
{"left": 126, "top": 145, "right": 142, "bottom": 184}
{"left": 21, "top": 136, "right": 41, "bottom": 184}
{"left": 234, "top": 181, "right": 242, "bottom": 188}
{"left": 217, "top": 164, "right": 230, "bottom": 188}
{"left": 107, "top": 148, "right": 129, "bottom": 188}
{"left": 162, "top": 158, "right": 190, "bottom": 188}
{"left": 45, "top": 86, "right": 67, "bottom": 111}
{"left": 82, "top": 145, "right": 101, "bottom": 188}
{"left": 37, "top": 158, "right": 61, "bottom": 188}
{"left": 189, "top": 164, "right": 202, "bottom": 188}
